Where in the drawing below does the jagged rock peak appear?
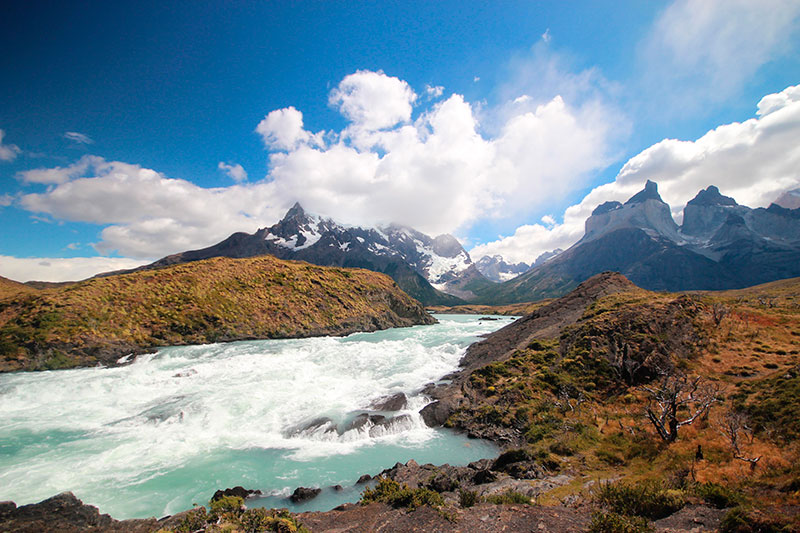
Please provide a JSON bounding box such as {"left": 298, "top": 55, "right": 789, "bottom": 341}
{"left": 624, "top": 180, "right": 663, "bottom": 205}
{"left": 284, "top": 202, "right": 307, "bottom": 220}
{"left": 687, "top": 185, "right": 738, "bottom": 207}
{"left": 592, "top": 201, "right": 622, "bottom": 216}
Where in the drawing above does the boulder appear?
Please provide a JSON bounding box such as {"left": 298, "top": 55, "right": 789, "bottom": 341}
{"left": 211, "top": 486, "right": 262, "bottom": 502}
{"left": 370, "top": 392, "right": 408, "bottom": 411}
{"left": 290, "top": 487, "right": 321, "bottom": 503}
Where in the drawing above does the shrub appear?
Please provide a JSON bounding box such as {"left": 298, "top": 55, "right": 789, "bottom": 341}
{"left": 175, "top": 507, "right": 208, "bottom": 533}
{"left": 458, "top": 489, "right": 478, "bottom": 508}
{"left": 595, "top": 480, "right": 685, "bottom": 519}
{"left": 209, "top": 495, "right": 244, "bottom": 520}
{"left": 239, "top": 508, "right": 311, "bottom": 533}
{"left": 484, "top": 490, "right": 532, "bottom": 505}
{"left": 596, "top": 448, "right": 626, "bottom": 466}
{"left": 720, "top": 506, "right": 790, "bottom": 533}
{"left": 693, "top": 482, "right": 742, "bottom": 509}
{"left": 588, "top": 511, "right": 653, "bottom": 533}
{"left": 360, "top": 477, "right": 444, "bottom": 510}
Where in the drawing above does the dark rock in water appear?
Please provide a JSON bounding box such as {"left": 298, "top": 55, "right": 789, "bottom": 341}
{"left": 369, "top": 414, "right": 412, "bottom": 436}
{"left": 345, "top": 413, "right": 386, "bottom": 432}
{"left": 290, "top": 417, "right": 336, "bottom": 436}
{"left": 356, "top": 474, "right": 372, "bottom": 484}
{"left": 211, "top": 486, "right": 262, "bottom": 502}
{"left": 420, "top": 400, "right": 454, "bottom": 427}
{"left": 290, "top": 487, "right": 322, "bottom": 504}
{"left": 172, "top": 368, "right": 197, "bottom": 378}
{"left": 478, "top": 316, "right": 499, "bottom": 321}
{"left": 370, "top": 392, "right": 407, "bottom": 411}
{"left": 332, "top": 485, "right": 343, "bottom": 491}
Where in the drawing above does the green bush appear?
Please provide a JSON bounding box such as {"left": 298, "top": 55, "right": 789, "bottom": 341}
{"left": 175, "top": 507, "right": 208, "bottom": 533}
{"left": 360, "top": 477, "right": 444, "bottom": 510}
{"left": 484, "top": 490, "right": 532, "bottom": 505}
{"left": 693, "top": 482, "right": 742, "bottom": 509}
{"left": 595, "top": 480, "right": 685, "bottom": 519}
{"left": 720, "top": 506, "right": 791, "bottom": 533}
{"left": 588, "top": 511, "right": 653, "bottom": 533}
{"left": 458, "top": 489, "right": 478, "bottom": 508}
{"left": 209, "top": 495, "right": 244, "bottom": 520}
{"left": 239, "top": 508, "right": 310, "bottom": 533}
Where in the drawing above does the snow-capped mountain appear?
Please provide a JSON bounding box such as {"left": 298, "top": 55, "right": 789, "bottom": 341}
{"left": 144, "top": 203, "right": 492, "bottom": 304}
{"left": 474, "top": 255, "right": 531, "bottom": 282}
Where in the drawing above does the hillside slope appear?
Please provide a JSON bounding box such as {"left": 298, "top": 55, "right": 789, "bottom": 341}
{"left": 0, "top": 256, "right": 434, "bottom": 372}
{"left": 423, "top": 273, "right": 800, "bottom": 530}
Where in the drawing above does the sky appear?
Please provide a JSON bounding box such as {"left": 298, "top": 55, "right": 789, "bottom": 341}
{"left": 1, "top": 0, "right": 800, "bottom": 281}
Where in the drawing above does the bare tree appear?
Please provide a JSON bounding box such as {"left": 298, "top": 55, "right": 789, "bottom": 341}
{"left": 553, "top": 386, "right": 586, "bottom": 414}
{"left": 719, "top": 409, "right": 761, "bottom": 471}
{"left": 640, "top": 373, "right": 720, "bottom": 443}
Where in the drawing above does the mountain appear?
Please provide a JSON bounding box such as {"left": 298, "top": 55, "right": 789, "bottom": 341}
{"left": 137, "top": 203, "right": 493, "bottom": 305}
{"left": 475, "top": 255, "right": 531, "bottom": 282}
{"left": 0, "top": 255, "right": 434, "bottom": 372}
{"left": 479, "top": 181, "right": 800, "bottom": 303}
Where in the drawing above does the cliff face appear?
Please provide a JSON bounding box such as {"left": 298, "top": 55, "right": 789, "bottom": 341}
{"left": 0, "top": 256, "right": 435, "bottom": 372}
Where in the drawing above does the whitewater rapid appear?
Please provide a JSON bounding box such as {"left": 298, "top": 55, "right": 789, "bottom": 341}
{"left": 0, "top": 315, "right": 511, "bottom": 518}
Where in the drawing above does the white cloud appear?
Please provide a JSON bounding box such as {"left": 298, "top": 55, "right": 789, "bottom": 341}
{"left": 541, "top": 28, "right": 551, "bottom": 43}
{"left": 330, "top": 70, "right": 417, "bottom": 131}
{"left": 640, "top": 0, "right": 800, "bottom": 114}
{"left": 0, "top": 129, "right": 21, "bottom": 162}
{"left": 470, "top": 83, "right": 800, "bottom": 263}
{"left": 255, "top": 106, "right": 323, "bottom": 151}
{"left": 218, "top": 161, "right": 248, "bottom": 182}
{"left": 425, "top": 84, "right": 444, "bottom": 99}
{"left": 18, "top": 157, "right": 284, "bottom": 258}
{"left": 0, "top": 194, "right": 13, "bottom": 207}
{"left": 64, "top": 131, "right": 94, "bottom": 144}
{"left": 541, "top": 215, "right": 556, "bottom": 227}
{"left": 264, "top": 75, "right": 617, "bottom": 234}
{"left": 0, "top": 256, "right": 150, "bottom": 283}
{"left": 16, "top": 155, "right": 96, "bottom": 184}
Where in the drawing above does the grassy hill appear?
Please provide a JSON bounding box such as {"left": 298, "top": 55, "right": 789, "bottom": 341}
{"left": 0, "top": 276, "right": 35, "bottom": 300}
{"left": 439, "top": 274, "right": 800, "bottom": 529}
{"left": 0, "top": 256, "right": 434, "bottom": 372}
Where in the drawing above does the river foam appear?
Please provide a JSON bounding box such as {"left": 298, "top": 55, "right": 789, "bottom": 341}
{"left": 0, "top": 315, "right": 512, "bottom": 518}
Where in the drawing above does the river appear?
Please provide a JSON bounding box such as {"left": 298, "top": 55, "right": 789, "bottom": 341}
{"left": 0, "top": 314, "right": 511, "bottom": 519}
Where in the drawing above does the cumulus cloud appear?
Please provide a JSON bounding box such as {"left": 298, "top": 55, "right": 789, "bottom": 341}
{"left": 218, "top": 161, "right": 248, "bottom": 182}
{"left": 255, "top": 106, "right": 323, "bottom": 151}
{"left": 64, "top": 131, "right": 94, "bottom": 144}
{"left": 18, "top": 157, "right": 284, "bottom": 258}
{"left": 470, "top": 83, "right": 800, "bottom": 263}
{"left": 0, "top": 129, "right": 21, "bottom": 161}
{"left": 640, "top": 0, "right": 800, "bottom": 114}
{"left": 330, "top": 70, "right": 417, "bottom": 131}
{"left": 0, "top": 256, "right": 150, "bottom": 283}
{"left": 260, "top": 67, "right": 619, "bottom": 235}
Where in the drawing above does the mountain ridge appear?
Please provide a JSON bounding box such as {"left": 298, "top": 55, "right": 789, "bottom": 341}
{"left": 475, "top": 182, "right": 800, "bottom": 304}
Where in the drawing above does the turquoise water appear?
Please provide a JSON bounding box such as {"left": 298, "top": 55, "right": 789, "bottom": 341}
{"left": 0, "top": 315, "right": 512, "bottom": 519}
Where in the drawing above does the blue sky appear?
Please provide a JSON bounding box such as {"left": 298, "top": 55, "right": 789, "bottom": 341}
{"left": 1, "top": 1, "right": 800, "bottom": 281}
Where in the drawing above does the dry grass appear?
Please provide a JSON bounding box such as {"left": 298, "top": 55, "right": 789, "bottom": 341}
{"left": 450, "top": 276, "right": 800, "bottom": 525}
{"left": 0, "top": 255, "right": 429, "bottom": 372}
